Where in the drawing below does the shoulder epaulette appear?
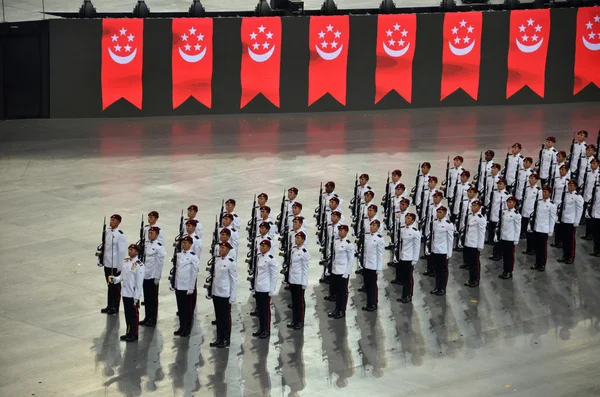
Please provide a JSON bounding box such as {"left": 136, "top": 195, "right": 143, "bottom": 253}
{"left": 366, "top": 185, "right": 372, "bottom": 189}
{"left": 377, "top": 234, "right": 382, "bottom": 238}
{"left": 477, "top": 214, "right": 483, "bottom": 218}
{"left": 446, "top": 220, "right": 452, "bottom": 223}
{"left": 551, "top": 148, "right": 557, "bottom": 152}
{"left": 268, "top": 254, "right": 274, "bottom": 259}
{"left": 302, "top": 248, "right": 307, "bottom": 253}
{"left": 334, "top": 193, "right": 338, "bottom": 197}
{"left": 229, "top": 257, "right": 234, "bottom": 262}
{"left": 519, "top": 154, "right": 524, "bottom": 158}
{"left": 234, "top": 214, "right": 238, "bottom": 217}
{"left": 411, "top": 226, "right": 418, "bottom": 231}
{"left": 190, "top": 252, "right": 196, "bottom": 255}
{"left": 118, "top": 230, "right": 124, "bottom": 234}
{"left": 194, "top": 235, "right": 199, "bottom": 239}
{"left": 232, "top": 228, "right": 237, "bottom": 232}
{"left": 267, "top": 236, "right": 272, "bottom": 240}
{"left": 345, "top": 239, "right": 351, "bottom": 243}
{"left": 157, "top": 242, "right": 162, "bottom": 246}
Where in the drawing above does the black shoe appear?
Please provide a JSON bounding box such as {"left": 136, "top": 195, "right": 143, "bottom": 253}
{"left": 565, "top": 259, "right": 574, "bottom": 264}
{"left": 324, "top": 295, "right": 334, "bottom": 301}
{"left": 557, "top": 257, "right": 567, "bottom": 263}
{"left": 287, "top": 304, "right": 293, "bottom": 309}
{"left": 210, "top": 340, "right": 221, "bottom": 347}
{"left": 284, "top": 285, "right": 290, "bottom": 290}
{"left": 145, "top": 319, "right": 156, "bottom": 327}
{"left": 328, "top": 311, "right": 339, "bottom": 318}
{"left": 397, "top": 296, "right": 412, "bottom": 304}
{"left": 459, "top": 264, "right": 469, "bottom": 269}
{"left": 174, "top": 328, "right": 183, "bottom": 336}
{"left": 499, "top": 272, "right": 513, "bottom": 280}
{"left": 428, "top": 272, "right": 435, "bottom": 277}
{"left": 333, "top": 311, "right": 346, "bottom": 319}
{"left": 490, "top": 256, "right": 502, "bottom": 261}
{"left": 217, "top": 340, "right": 230, "bottom": 348}
{"left": 522, "top": 250, "right": 534, "bottom": 255}
{"left": 423, "top": 271, "right": 434, "bottom": 276}
{"left": 581, "top": 235, "right": 593, "bottom": 240}
{"left": 120, "top": 334, "right": 129, "bottom": 341}
{"left": 107, "top": 308, "right": 118, "bottom": 315}
{"left": 259, "top": 331, "right": 270, "bottom": 339}
{"left": 385, "top": 244, "right": 394, "bottom": 250}
{"left": 287, "top": 322, "right": 296, "bottom": 328}
{"left": 530, "top": 264, "right": 539, "bottom": 270}
{"left": 141, "top": 301, "right": 145, "bottom": 306}
{"left": 355, "top": 269, "right": 364, "bottom": 275}
{"left": 101, "top": 307, "right": 110, "bottom": 314}
{"left": 250, "top": 310, "right": 259, "bottom": 317}
{"left": 455, "top": 247, "right": 463, "bottom": 252}
{"left": 435, "top": 289, "right": 446, "bottom": 296}
{"left": 387, "top": 261, "right": 396, "bottom": 267}
{"left": 125, "top": 335, "right": 138, "bottom": 342}
{"left": 176, "top": 311, "right": 179, "bottom": 316}
{"left": 139, "top": 319, "right": 149, "bottom": 326}
{"left": 430, "top": 289, "right": 439, "bottom": 295}
{"left": 591, "top": 252, "right": 600, "bottom": 257}
{"left": 211, "top": 320, "right": 217, "bottom": 326}
{"left": 293, "top": 323, "right": 304, "bottom": 330}
{"left": 464, "top": 281, "right": 479, "bottom": 288}
{"left": 536, "top": 266, "right": 546, "bottom": 272}
{"left": 361, "top": 305, "right": 376, "bottom": 312}
{"left": 357, "top": 287, "right": 366, "bottom": 293}
{"left": 252, "top": 330, "right": 264, "bottom": 337}
{"left": 555, "top": 244, "right": 563, "bottom": 249}
{"left": 179, "top": 330, "right": 190, "bottom": 337}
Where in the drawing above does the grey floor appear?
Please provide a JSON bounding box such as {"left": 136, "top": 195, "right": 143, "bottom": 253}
{"left": 2, "top": 0, "right": 512, "bottom": 22}
{"left": 1, "top": 102, "right": 600, "bottom": 397}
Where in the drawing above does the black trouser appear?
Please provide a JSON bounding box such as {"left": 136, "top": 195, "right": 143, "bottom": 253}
{"left": 592, "top": 218, "right": 600, "bottom": 253}
{"left": 533, "top": 231, "right": 548, "bottom": 268}
{"left": 191, "top": 285, "right": 198, "bottom": 312}
{"left": 122, "top": 296, "right": 139, "bottom": 338}
{"left": 290, "top": 284, "right": 305, "bottom": 324}
{"left": 363, "top": 269, "right": 378, "bottom": 307}
{"left": 104, "top": 266, "right": 121, "bottom": 310}
{"left": 332, "top": 274, "right": 349, "bottom": 313}
{"left": 501, "top": 240, "right": 515, "bottom": 273}
{"left": 255, "top": 292, "right": 271, "bottom": 332}
{"left": 488, "top": 221, "right": 497, "bottom": 244}
{"left": 175, "top": 290, "right": 194, "bottom": 332}
{"left": 426, "top": 255, "right": 434, "bottom": 273}
{"left": 213, "top": 296, "right": 231, "bottom": 342}
{"left": 553, "top": 222, "right": 563, "bottom": 246}
{"left": 585, "top": 214, "right": 592, "bottom": 238}
{"left": 522, "top": 217, "right": 532, "bottom": 249}
{"left": 432, "top": 253, "right": 448, "bottom": 291}
{"left": 142, "top": 279, "right": 159, "bottom": 321}
{"left": 328, "top": 271, "right": 336, "bottom": 297}
{"left": 561, "top": 223, "right": 576, "bottom": 260}
{"left": 464, "top": 247, "right": 480, "bottom": 282}
{"left": 398, "top": 260, "right": 414, "bottom": 298}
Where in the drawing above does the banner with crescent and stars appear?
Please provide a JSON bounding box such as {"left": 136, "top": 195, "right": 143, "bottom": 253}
{"left": 374, "top": 14, "right": 417, "bottom": 104}
{"left": 506, "top": 9, "right": 550, "bottom": 99}
{"left": 440, "top": 11, "right": 482, "bottom": 101}
{"left": 308, "top": 16, "right": 350, "bottom": 106}
{"left": 172, "top": 18, "right": 213, "bottom": 109}
{"left": 240, "top": 17, "right": 282, "bottom": 109}
{"left": 101, "top": 18, "right": 144, "bottom": 110}
{"left": 573, "top": 7, "right": 600, "bottom": 95}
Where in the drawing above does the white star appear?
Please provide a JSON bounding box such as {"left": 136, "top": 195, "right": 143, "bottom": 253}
{"left": 519, "top": 24, "right": 526, "bottom": 32}
{"left": 119, "top": 28, "right": 127, "bottom": 35}
{"left": 266, "top": 31, "right": 273, "bottom": 39}
{"left": 114, "top": 44, "right": 122, "bottom": 52}
{"left": 460, "top": 20, "right": 467, "bottom": 27}
{"left": 398, "top": 39, "right": 405, "bottom": 47}
{"left": 321, "top": 41, "right": 328, "bottom": 48}
{"left": 258, "top": 25, "right": 266, "bottom": 33}
{"left": 589, "top": 32, "right": 597, "bottom": 39}
{"left": 527, "top": 18, "right": 534, "bottom": 26}
{"left": 250, "top": 32, "right": 257, "bottom": 40}
{"left": 401, "top": 29, "right": 408, "bottom": 37}
{"left": 531, "top": 34, "right": 538, "bottom": 42}
{"left": 326, "top": 24, "right": 333, "bottom": 32}
{"left": 197, "top": 33, "right": 204, "bottom": 41}
{"left": 386, "top": 29, "right": 393, "bottom": 37}
{"left": 535, "top": 24, "right": 542, "bottom": 32}
{"left": 454, "top": 36, "right": 461, "bottom": 44}
{"left": 587, "top": 22, "right": 593, "bottom": 30}
{"left": 318, "top": 31, "right": 325, "bottom": 39}
{"left": 124, "top": 44, "right": 131, "bottom": 52}
{"left": 334, "top": 30, "right": 341, "bottom": 38}
{"left": 463, "top": 36, "right": 471, "bottom": 44}
{"left": 111, "top": 34, "right": 118, "bottom": 42}
{"left": 262, "top": 42, "right": 269, "bottom": 49}
{"left": 388, "top": 39, "right": 395, "bottom": 46}
{"left": 182, "top": 33, "right": 188, "bottom": 41}
{"left": 393, "top": 23, "right": 400, "bottom": 31}
{"left": 467, "top": 26, "right": 474, "bottom": 34}
{"left": 194, "top": 44, "right": 201, "bottom": 51}
{"left": 189, "top": 27, "right": 196, "bottom": 35}
{"left": 331, "top": 40, "right": 338, "bottom": 48}
{"left": 595, "top": 15, "right": 600, "bottom": 23}
{"left": 127, "top": 34, "right": 134, "bottom": 42}
{"left": 253, "top": 43, "right": 260, "bottom": 50}
{"left": 452, "top": 26, "right": 458, "bottom": 35}
{"left": 522, "top": 34, "right": 529, "bottom": 41}
{"left": 184, "top": 44, "right": 191, "bottom": 51}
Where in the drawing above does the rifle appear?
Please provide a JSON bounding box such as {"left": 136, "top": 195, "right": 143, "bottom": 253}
{"left": 246, "top": 194, "right": 257, "bottom": 238}
{"left": 581, "top": 165, "right": 590, "bottom": 225}
{"left": 502, "top": 147, "right": 510, "bottom": 178}
{"left": 349, "top": 174, "right": 359, "bottom": 218}
{"left": 567, "top": 133, "right": 576, "bottom": 167}
{"left": 355, "top": 221, "right": 366, "bottom": 272}
{"left": 393, "top": 223, "right": 404, "bottom": 266}
{"left": 480, "top": 161, "right": 489, "bottom": 199}
{"left": 517, "top": 178, "right": 527, "bottom": 212}
{"left": 203, "top": 216, "right": 219, "bottom": 299}
{"left": 95, "top": 216, "right": 107, "bottom": 265}
{"left": 459, "top": 205, "right": 470, "bottom": 248}
{"left": 495, "top": 204, "right": 503, "bottom": 242}
{"left": 169, "top": 210, "right": 184, "bottom": 290}
{"left": 451, "top": 176, "right": 460, "bottom": 218}
{"left": 382, "top": 172, "right": 391, "bottom": 229}
{"left": 318, "top": 223, "right": 330, "bottom": 282}
{"left": 277, "top": 189, "right": 287, "bottom": 232}
{"left": 512, "top": 158, "right": 520, "bottom": 195}
{"left": 535, "top": 143, "right": 544, "bottom": 173}
{"left": 548, "top": 158, "right": 557, "bottom": 189}
{"left": 315, "top": 182, "right": 323, "bottom": 225}
{"left": 529, "top": 194, "right": 540, "bottom": 233}
{"left": 218, "top": 199, "right": 225, "bottom": 227}
{"left": 246, "top": 230, "right": 258, "bottom": 291}
{"left": 474, "top": 151, "right": 482, "bottom": 186}
{"left": 280, "top": 232, "right": 293, "bottom": 280}
{"left": 137, "top": 214, "right": 146, "bottom": 262}
{"left": 411, "top": 164, "right": 421, "bottom": 208}
{"left": 326, "top": 230, "right": 335, "bottom": 277}
{"left": 556, "top": 180, "right": 568, "bottom": 222}
{"left": 442, "top": 156, "right": 450, "bottom": 201}
{"left": 487, "top": 188, "right": 495, "bottom": 222}
{"left": 588, "top": 181, "right": 598, "bottom": 218}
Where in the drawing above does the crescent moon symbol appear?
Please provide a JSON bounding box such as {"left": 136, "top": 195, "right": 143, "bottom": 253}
{"left": 108, "top": 48, "right": 137, "bottom": 65}
{"left": 248, "top": 45, "right": 276, "bottom": 63}
{"left": 178, "top": 46, "right": 207, "bottom": 63}
{"left": 582, "top": 36, "right": 600, "bottom": 51}
{"left": 515, "top": 37, "right": 544, "bottom": 54}
{"left": 382, "top": 42, "right": 411, "bottom": 58}
{"left": 315, "top": 44, "right": 344, "bottom": 61}
{"left": 448, "top": 39, "right": 476, "bottom": 57}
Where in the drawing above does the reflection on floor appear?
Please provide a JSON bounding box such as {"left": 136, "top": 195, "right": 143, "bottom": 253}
{"left": 0, "top": 102, "right": 599, "bottom": 397}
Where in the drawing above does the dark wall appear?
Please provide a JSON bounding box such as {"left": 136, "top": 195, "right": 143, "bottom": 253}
{"left": 42, "top": 8, "right": 600, "bottom": 118}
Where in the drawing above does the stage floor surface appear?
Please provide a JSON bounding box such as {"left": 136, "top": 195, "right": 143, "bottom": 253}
{"left": 1, "top": 102, "right": 600, "bottom": 397}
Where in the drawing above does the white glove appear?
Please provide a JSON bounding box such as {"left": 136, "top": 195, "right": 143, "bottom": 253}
{"left": 585, "top": 212, "right": 590, "bottom": 219}
{"left": 97, "top": 258, "right": 103, "bottom": 267}
{"left": 493, "top": 235, "right": 498, "bottom": 243}
{"left": 268, "top": 292, "right": 274, "bottom": 297}
{"left": 324, "top": 270, "right": 330, "bottom": 277}
{"left": 134, "top": 299, "right": 139, "bottom": 306}
{"left": 229, "top": 299, "right": 235, "bottom": 304}
{"left": 169, "top": 285, "right": 175, "bottom": 292}
{"left": 302, "top": 285, "right": 307, "bottom": 290}
{"left": 411, "top": 261, "right": 417, "bottom": 266}
{"left": 342, "top": 274, "right": 349, "bottom": 279}
{"left": 574, "top": 223, "right": 579, "bottom": 228}
{"left": 478, "top": 247, "right": 483, "bottom": 252}
{"left": 548, "top": 232, "right": 553, "bottom": 237}
{"left": 186, "top": 290, "right": 193, "bottom": 295}
{"left": 527, "top": 225, "right": 532, "bottom": 233}
{"left": 446, "top": 255, "right": 452, "bottom": 260}
{"left": 514, "top": 241, "right": 518, "bottom": 246}
{"left": 425, "top": 247, "right": 430, "bottom": 256}
{"left": 154, "top": 279, "right": 160, "bottom": 286}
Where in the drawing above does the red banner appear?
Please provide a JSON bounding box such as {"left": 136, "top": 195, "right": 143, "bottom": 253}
{"left": 240, "top": 17, "right": 282, "bottom": 108}
{"left": 101, "top": 19, "right": 144, "bottom": 110}
{"left": 375, "top": 14, "right": 416, "bottom": 104}
{"left": 172, "top": 18, "right": 213, "bottom": 109}
{"left": 506, "top": 9, "right": 550, "bottom": 99}
{"left": 441, "top": 12, "right": 482, "bottom": 101}
{"left": 574, "top": 7, "right": 600, "bottom": 95}
{"left": 308, "top": 16, "right": 350, "bottom": 106}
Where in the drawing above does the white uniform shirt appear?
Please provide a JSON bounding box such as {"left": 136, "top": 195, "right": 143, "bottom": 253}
{"left": 431, "top": 219, "right": 454, "bottom": 257}
{"left": 583, "top": 168, "right": 599, "bottom": 201}
{"left": 530, "top": 198, "right": 557, "bottom": 234}
{"left": 463, "top": 212, "right": 486, "bottom": 250}
{"left": 358, "top": 184, "right": 373, "bottom": 204}
{"left": 506, "top": 154, "right": 524, "bottom": 186}
{"left": 175, "top": 250, "right": 199, "bottom": 292}
{"left": 363, "top": 233, "right": 385, "bottom": 271}
{"left": 485, "top": 174, "right": 500, "bottom": 206}
{"left": 490, "top": 189, "right": 510, "bottom": 222}
{"left": 578, "top": 156, "right": 593, "bottom": 186}
{"left": 254, "top": 253, "right": 279, "bottom": 294}
{"left": 102, "top": 227, "right": 127, "bottom": 271}
{"left": 515, "top": 167, "right": 533, "bottom": 201}
{"left": 570, "top": 141, "right": 587, "bottom": 173}
{"left": 143, "top": 239, "right": 166, "bottom": 280}
{"left": 590, "top": 183, "right": 600, "bottom": 219}
{"left": 289, "top": 246, "right": 310, "bottom": 287}
{"left": 425, "top": 202, "right": 444, "bottom": 236}
{"left": 144, "top": 224, "right": 165, "bottom": 244}
{"left": 539, "top": 147, "right": 557, "bottom": 179}
{"left": 499, "top": 209, "right": 521, "bottom": 243}
{"left": 113, "top": 257, "right": 145, "bottom": 300}
{"left": 447, "top": 166, "right": 463, "bottom": 199}
{"left": 183, "top": 233, "right": 202, "bottom": 258}
{"left": 451, "top": 182, "right": 470, "bottom": 215}
{"left": 399, "top": 226, "right": 421, "bottom": 263}
{"left": 332, "top": 238, "right": 355, "bottom": 276}
{"left": 415, "top": 174, "right": 430, "bottom": 207}
{"left": 561, "top": 191, "right": 584, "bottom": 225}
{"left": 477, "top": 160, "right": 493, "bottom": 192}
{"left": 552, "top": 176, "right": 569, "bottom": 206}
{"left": 459, "top": 197, "right": 477, "bottom": 229}
{"left": 212, "top": 256, "right": 237, "bottom": 302}
{"left": 521, "top": 185, "right": 542, "bottom": 218}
